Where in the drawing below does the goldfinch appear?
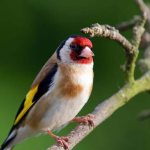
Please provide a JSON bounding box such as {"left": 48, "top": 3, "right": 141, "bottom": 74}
{"left": 0, "top": 35, "right": 94, "bottom": 150}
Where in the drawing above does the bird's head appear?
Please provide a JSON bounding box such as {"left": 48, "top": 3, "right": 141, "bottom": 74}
{"left": 57, "top": 35, "right": 94, "bottom": 64}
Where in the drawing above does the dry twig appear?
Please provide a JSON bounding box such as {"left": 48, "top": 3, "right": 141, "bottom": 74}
{"left": 116, "top": 16, "right": 141, "bottom": 31}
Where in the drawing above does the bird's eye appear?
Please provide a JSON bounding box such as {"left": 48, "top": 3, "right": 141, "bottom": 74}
{"left": 70, "top": 44, "right": 78, "bottom": 50}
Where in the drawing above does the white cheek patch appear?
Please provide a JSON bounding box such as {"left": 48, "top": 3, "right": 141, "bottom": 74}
{"left": 59, "top": 38, "right": 75, "bottom": 64}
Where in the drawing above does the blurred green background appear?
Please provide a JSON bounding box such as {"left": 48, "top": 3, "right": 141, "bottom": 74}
{"left": 0, "top": 0, "right": 150, "bottom": 149}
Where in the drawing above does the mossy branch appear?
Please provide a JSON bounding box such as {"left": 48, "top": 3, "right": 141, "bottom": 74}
{"left": 48, "top": 0, "right": 150, "bottom": 149}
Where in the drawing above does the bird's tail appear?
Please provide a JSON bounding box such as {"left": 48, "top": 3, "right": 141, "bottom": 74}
{"left": 1, "top": 126, "right": 36, "bottom": 150}
{"left": 0, "top": 129, "right": 17, "bottom": 150}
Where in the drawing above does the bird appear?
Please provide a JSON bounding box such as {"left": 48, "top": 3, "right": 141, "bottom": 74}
{"left": 0, "top": 35, "right": 94, "bottom": 150}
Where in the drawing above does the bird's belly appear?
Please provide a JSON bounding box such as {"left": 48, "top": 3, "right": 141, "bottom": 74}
{"left": 40, "top": 89, "right": 90, "bottom": 131}
{"left": 26, "top": 67, "right": 93, "bottom": 132}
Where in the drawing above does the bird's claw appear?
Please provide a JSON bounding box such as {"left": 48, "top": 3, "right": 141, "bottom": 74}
{"left": 73, "top": 114, "right": 95, "bottom": 127}
{"left": 56, "top": 136, "right": 69, "bottom": 150}
{"left": 47, "top": 130, "right": 69, "bottom": 150}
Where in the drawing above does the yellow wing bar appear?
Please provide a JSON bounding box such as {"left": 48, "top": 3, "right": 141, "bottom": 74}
{"left": 14, "top": 85, "right": 38, "bottom": 125}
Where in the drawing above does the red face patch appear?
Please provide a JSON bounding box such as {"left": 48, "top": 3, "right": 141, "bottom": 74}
{"left": 69, "top": 36, "right": 93, "bottom": 64}
{"left": 73, "top": 37, "right": 93, "bottom": 48}
{"left": 70, "top": 51, "right": 93, "bottom": 64}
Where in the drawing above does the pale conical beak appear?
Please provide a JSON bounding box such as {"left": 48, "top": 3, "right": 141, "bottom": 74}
{"left": 79, "top": 47, "right": 94, "bottom": 58}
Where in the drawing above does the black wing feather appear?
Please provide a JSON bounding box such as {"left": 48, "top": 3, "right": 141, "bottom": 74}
{"left": 0, "top": 64, "right": 58, "bottom": 150}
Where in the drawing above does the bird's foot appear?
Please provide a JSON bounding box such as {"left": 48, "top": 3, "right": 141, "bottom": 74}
{"left": 72, "top": 114, "right": 95, "bottom": 127}
{"left": 47, "top": 130, "right": 69, "bottom": 150}
{"left": 55, "top": 136, "right": 69, "bottom": 150}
